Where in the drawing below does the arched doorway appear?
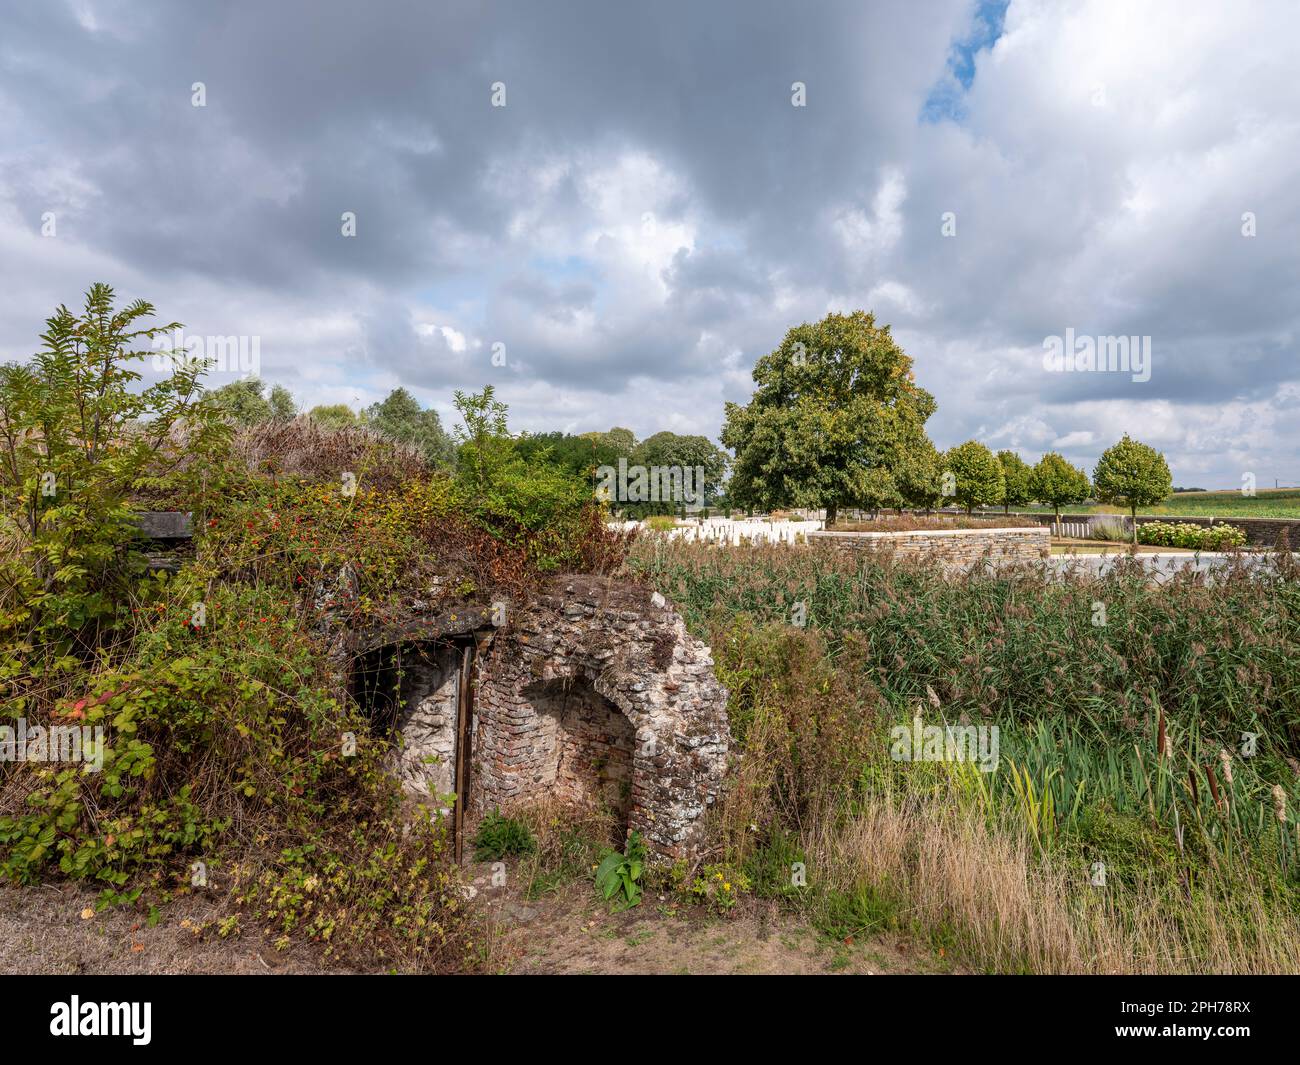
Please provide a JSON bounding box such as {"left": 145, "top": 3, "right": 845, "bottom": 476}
{"left": 523, "top": 677, "right": 636, "bottom": 842}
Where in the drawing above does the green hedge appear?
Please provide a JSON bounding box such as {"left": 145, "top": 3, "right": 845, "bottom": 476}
{"left": 1137, "top": 520, "right": 1246, "bottom": 550}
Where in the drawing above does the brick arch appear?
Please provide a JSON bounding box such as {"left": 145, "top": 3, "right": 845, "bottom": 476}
{"left": 470, "top": 575, "right": 729, "bottom": 858}
{"left": 516, "top": 674, "right": 640, "bottom": 842}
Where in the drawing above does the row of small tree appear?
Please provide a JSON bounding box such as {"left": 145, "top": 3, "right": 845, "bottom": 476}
{"left": 944, "top": 436, "right": 1174, "bottom": 536}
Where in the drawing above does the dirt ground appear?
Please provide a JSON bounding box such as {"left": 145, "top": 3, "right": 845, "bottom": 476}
{"left": 486, "top": 885, "right": 928, "bottom": 975}
{"left": 0, "top": 881, "right": 338, "bottom": 975}
{"left": 1, "top": 864, "right": 943, "bottom": 976}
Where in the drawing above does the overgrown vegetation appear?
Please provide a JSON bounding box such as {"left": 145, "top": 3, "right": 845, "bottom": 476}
{"left": 0, "top": 285, "right": 625, "bottom": 972}
{"left": 472, "top": 810, "right": 536, "bottom": 861}
{"left": 594, "top": 830, "right": 647, "bottom": 912}
{"left": 627, "top": 537, "right": 1300, "bottom": 972}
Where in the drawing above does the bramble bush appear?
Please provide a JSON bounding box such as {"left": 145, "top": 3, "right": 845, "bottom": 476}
{"left": 0, "top": 284, "right": 627, "bottom": 971}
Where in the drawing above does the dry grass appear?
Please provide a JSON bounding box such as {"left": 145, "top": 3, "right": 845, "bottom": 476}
{"left": 232, "top": 416, "right": 430, "bottom": 489}
{"left": 808, "top": 793, "right": 1300, "bottom": 974}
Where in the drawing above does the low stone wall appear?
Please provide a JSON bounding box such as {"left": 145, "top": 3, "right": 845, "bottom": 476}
{"left": 809, "top": 526, "right": 1050, "bottom": 563}
{"left": 1043, "top": 551, "right": 1297, "bottom": 583}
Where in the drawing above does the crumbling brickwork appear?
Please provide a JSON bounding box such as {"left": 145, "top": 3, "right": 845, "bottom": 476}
{"left": 354, "top": 574, "right": 730, "bottom": 860}
{"left": 471, "top": 575, "right": 729, "bottom": 859}
{"left": 520, "top": 678, "right": 636, "bottom": 822}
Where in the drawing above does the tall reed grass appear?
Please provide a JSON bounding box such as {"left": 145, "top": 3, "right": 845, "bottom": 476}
{"left": 628, "top": 539, "right": 1300, "bottom": 972}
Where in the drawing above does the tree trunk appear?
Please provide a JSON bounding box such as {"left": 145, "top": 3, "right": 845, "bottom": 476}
{"left": 826, "top": 502, "right": 838, "bottom": 527}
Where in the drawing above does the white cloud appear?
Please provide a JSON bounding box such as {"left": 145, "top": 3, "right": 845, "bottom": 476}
{"left": 1, "top": 0, "right": 1297, "bottom": 486}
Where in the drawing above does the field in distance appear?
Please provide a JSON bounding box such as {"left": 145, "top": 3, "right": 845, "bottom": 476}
{"left": 1016, "top": 487, "right": 1300, "bottom": 520}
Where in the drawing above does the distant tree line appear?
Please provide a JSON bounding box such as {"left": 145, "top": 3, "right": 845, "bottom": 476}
{"left": 209, "top": 379, "right": 458, "bottom": 468}
{"left": 216, "top": 309, "right": 1173, "bottom": 538}
{"left": 721, "top": 310, "right": 1172, "bottom": 540}
{"left": 209, "top": 379, "right": 728, "bottom": 516}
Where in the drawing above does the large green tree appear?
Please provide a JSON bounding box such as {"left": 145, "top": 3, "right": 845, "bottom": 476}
{"left": 364, "top": 387, "right": 454, "bottom": 467}
{"left": 897, "top": 436, "right": 945, "bottom": 513}
{"left": 516, "top": 431, "right": 621, "bottom": 483}
{"left": 210, "top": 376, "right": 273, "bottom": 425}
{"left": 210, "top": 377, "right": 297, "bottom": 425}
{"left": 1031, "top": 452, "right": 1091, "bottom": 527}
{"left": 629, "top": 431, "right": 729, "bottom": 507}
{"left": 721, "top": 311, "right": 937, "bottom": 525}
{"left": 944, "top": 440, "right": 1004, "bottom": 514}
{"left": 268, "top": 383, "right": 297, "bottom": 421}
{"left": 582, "top": 426, "right": 636, "bottom": 458}
{"left": 1093, "top": 435, "right": 1172, "bottom": 543}
{"left": 996, "top": 450, "right": 1034, "bottom": 514}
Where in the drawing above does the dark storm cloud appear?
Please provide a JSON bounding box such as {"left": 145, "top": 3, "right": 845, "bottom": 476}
{"left": 1, "top": 0, "right": 1298, "bottom": 486}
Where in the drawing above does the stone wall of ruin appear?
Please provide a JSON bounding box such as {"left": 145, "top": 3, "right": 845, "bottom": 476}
{"left": 470, "top": 575, "right": 729, "bottom": 859}
{"left": 386, "top": 644, "right": 460, "bottom": 813}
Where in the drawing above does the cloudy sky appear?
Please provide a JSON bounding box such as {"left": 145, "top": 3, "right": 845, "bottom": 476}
{"left": 2, "top": 0, "right": 1298, "bottom": 487}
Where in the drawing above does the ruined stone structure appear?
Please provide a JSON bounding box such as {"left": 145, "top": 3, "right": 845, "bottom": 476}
{"left": 384, "top": 643, "right": 461, "bottom": 814}
{"left": 355, "top": 575, "right": 729, "bottom": 860}
{"left": 469, "top": 576, "right": 729, "bottom": 857}
{"left": 129, "top": 514, "right": 731, "bottom": 858}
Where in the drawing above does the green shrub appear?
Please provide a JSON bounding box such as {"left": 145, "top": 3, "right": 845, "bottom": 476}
{"left": 743, "top": 828, "right": 808, "bottom": 899}
{"left": 1137, "top": 521, "right": 1246, "bottom": 550}
{"left": 472, "top": 810, "right": 536, "bottom": 861}
{"left": 0, "top": 284, "right": 224, "bottom": 660}
{"left": 689, "top": 863, "right": 751, "bottom": 915}
{"left": 814, "top": 882, "right": 901, "bottom": 941}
